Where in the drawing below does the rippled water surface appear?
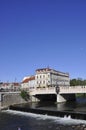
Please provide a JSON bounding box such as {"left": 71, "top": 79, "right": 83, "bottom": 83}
{"left": 0, "top": 110, "right": 86, "bottom": 130}
{"left": 0, "top": 98, "right": 86, "bottom": 130}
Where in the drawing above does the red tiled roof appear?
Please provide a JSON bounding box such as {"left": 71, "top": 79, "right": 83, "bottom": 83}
{"left": 3, "top": 83, "right": 9, "bottom": 86}
{"left": 12, "top": 83, "right": 20, "bottom": 86}
{"left": 22, "top": 76, "right": 35, "bottom": 83}
{"left": 2, "top": 82, "right": 20, "bottom": 87}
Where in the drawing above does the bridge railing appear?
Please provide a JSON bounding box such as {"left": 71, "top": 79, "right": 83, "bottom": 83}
{"left": 60, "top": 86, "right": 86, "bottom": 94}
{"left": 30, "top": 87, "right": 56, "bottom": 95}
{"left": 30, "top": 86, "right": 86, "bottom": 95}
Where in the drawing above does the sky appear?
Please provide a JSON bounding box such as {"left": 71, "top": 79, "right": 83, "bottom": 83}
{"left": 0, "top": 0, "right": 86, "bottom": 82}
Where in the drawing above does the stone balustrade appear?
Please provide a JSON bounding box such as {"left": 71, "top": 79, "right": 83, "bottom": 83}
{"left": 30, "top": 86, "right": 86, "bottom": 96}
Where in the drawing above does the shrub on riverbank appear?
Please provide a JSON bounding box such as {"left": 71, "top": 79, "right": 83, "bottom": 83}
{"left": 20, "top": 90, "right": 30, "bottom": 101}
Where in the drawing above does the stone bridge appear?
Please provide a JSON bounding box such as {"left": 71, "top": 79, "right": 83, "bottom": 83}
{"left": 29, "top": 86, "right": 86, "bottom": 102}
{"left": 0, "top": 86, "right": 86, "bottom": 103}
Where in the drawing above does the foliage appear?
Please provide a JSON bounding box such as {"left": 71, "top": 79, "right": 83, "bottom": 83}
{"left": 76, "top": 93, "right": 86, "bottom": 98}
{"left": 20, "top": 90, "right": 30, "bottom": 101}
{"left": 70, "top": 78, "right": 86, "bottom": 86}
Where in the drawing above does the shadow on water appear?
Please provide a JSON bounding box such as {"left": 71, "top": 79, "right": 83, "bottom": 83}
{"left": 9, "top": 97, "right": 86, "bottom": 120}
{"left": 9, "top": 97, "right": 86, "bottom": 111}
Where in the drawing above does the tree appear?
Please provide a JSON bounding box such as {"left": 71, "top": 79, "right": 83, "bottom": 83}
{"left": 70, "top": 79, "right": 77, "bottom": 86}
{"left": 20, "top": 90, "right": 30, "bottom": 101}
{"left": 70, "top": 78, "right": 86, "bottom": 86}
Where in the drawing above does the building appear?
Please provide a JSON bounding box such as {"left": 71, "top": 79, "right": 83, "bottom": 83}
{"left": 21, "top": 76, "right": 35, "bottom": 90}
{"left": 0, "top": 82, "right": 21, "bottom": 91}
{"left": 35, "top": 68, "right": 70, "bottom": 88}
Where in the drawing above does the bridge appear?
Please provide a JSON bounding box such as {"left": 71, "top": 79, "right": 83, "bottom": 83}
{"left": 0, "top": 86, "right": 86, "bottom": 103}
{"left": 30, "top": 86, "right": 86, "bottom": 102}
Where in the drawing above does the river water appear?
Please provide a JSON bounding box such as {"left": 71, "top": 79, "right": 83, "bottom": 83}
{"left": 0, "top": 98, "right": 86, "bottom": 130}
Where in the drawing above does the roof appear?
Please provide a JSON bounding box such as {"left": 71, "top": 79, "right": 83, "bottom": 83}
{"left": 12, "top": 83, "right": 20, "bottom": 86}
{"left": 36, "top": 68, "right": 51, "bottom": 72}
{"left": 1, "top": 82, "right": 20, "bottom": 87}
{"left": 22, "top": 76, "right": 35, "bottom": 83}
{"left": 36, "top": 67, "right": 69, "bottom": 76}
{"left": 3, "top": 83, "right": 9, "bottom": 86}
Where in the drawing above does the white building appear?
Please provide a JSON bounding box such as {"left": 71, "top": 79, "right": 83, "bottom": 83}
{"left": 21, "top": 76, "right": 35, "bottom": 90}
{"left": 0, "top": 82, "right": 21, "bottom": 91}
{"left": 35, "top": 68, "right": 70, "bottom": 88}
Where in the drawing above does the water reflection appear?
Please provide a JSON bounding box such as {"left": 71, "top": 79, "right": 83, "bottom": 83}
{"left": 9, "top": 97, "right": 86, "bottom": 114}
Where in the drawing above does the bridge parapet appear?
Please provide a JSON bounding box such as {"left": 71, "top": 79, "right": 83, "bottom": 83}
{"left": 30, "top": 87, "right": 56, "bottom": 95}
{"left": 30, "top": 86, "right": 86, "bottom": 95}
{"left": 60, "top": 86, "right": 86, "bottom": 94}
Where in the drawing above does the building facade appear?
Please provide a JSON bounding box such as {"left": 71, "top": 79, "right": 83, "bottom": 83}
{"left": 0, "top": 82, "right": 21, "bottom": 91}
{"left": 21, "top": 76, "right": 35, "bottom": 90}
{"left": 35, "top": 68, "right": 70, "bottom": 88}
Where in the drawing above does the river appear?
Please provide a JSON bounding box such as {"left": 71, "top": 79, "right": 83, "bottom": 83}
{"left": 0, "top": 97, "right": 86, "bottom": 130}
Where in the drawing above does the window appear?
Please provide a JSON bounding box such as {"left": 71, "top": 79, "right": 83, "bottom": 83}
{"left": 48, "top": 75, "right": 50, "bottom": 77}
{"left": 43, "top": 81, "right": 45, "bottom": 84}
{"left": 37, "top": 81, "right": 38, "bottom": 84}
{"left": 43, "top": 75, "right": 45, "bottom": 78}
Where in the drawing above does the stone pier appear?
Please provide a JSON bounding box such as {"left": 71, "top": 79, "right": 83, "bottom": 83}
{"left": 56, "top": 93, "right": 76, "bottom": 103}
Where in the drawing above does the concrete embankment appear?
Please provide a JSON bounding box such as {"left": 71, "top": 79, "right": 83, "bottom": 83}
{"left": 0, "top": 93, "right": 28, "bottom": 111}
{"left": 9, "top": 105, "right": 86, "bottom": 120}
{"left": 0, "top": 92, "right": 39, "bottom": 111}
{"left": 0, "top": 102, "right": 8, "bottom": 111}
{"left": 0, "top": 93, "right": 38, "bottom": 106}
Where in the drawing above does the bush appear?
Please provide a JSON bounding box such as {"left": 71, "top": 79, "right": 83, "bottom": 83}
{"left": 20, "top": 90, "right": 30, "bottom": 101}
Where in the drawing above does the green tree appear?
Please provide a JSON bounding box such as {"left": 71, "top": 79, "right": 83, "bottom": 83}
{"left": 70, "top": 78, "right": 86, "bottom": 86}
{"left": 20, "top": 90, "right": 30, "bottom": 101}
{"left": 70, "top": 79, "right": 77, "bottom": 86}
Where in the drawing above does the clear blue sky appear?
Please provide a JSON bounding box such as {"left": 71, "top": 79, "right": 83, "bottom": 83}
{"left": 0, "top": 0, "right": 86, "bottom": 82}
